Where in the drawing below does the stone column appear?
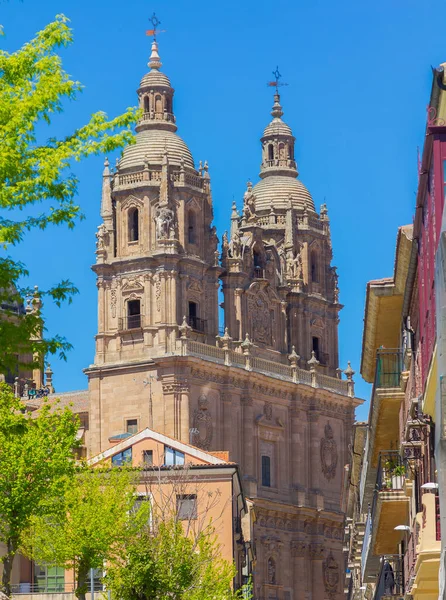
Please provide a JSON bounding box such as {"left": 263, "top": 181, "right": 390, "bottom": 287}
{"left": 308, "top": 411, "right": 320, "bottom": 494}
{"left": 234, "top": 288, "right": 243, "bottom": 339}
{"left": 222, "top": 392, "right": 233, "bottom": 458}
{"left": 97, "top": 279, "right": 106, "bottom": 334}
{"left": 179, "top": 381, "right": 190, "bottom": 443}
{"left": 241, "top": 395, "right": 256, "bottom": 496}
{"left": 310, "top": 544, "right": 325, "bottom": 600}
{"left": 291, "top": 407, "right": 307, "bottom": 504}
{"left": 291, "top": 541, "right": 307, "bottom": 600}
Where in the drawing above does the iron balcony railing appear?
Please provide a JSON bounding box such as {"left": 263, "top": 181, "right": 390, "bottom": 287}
{"left": 403, "top": 532, "right": 416, "bottom": 593}
{"left": 373, "top": 555, "right": 404, "bottom": 600}
{"left": 375, "top": 451, "right": 406, "bottom": 493}
{"left": 119, "top": 314, "right": 143, "bottom": 330}
{"left": 436, "top": 495, "right": 441, "bottom": 541}
{"left": 375, "top": 349, "right": 403, "bottom": 389}
{"left": 253, "top": 266, "right": 265, "bottom": 279}
{"left": 10, "top": 582, "right": 104, "bottom": 594}
{"left": 370, "top": 451, "right": 407, "bottom": 536}
{"left": 187, "top": 315, "right": 206, "bottom": 333}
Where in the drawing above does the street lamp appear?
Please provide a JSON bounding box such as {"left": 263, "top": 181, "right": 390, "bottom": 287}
{"left": 394, "top": 525, "right": 411, "bottom": 531}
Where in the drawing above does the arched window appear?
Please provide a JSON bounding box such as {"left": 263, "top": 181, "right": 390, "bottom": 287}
{"left": 311, "top": 252, "right": 319, "bottom": 283}
{"left": 278, "top": 143, "right": 285, "bottom": 160}
{"left": 253, "top": 249, "right": 263, "bottom": 278}
{"left": 165, "top": 97, "right": 171, "bottom": 113}
{"left": 288, "top": 144, "right": 294, "bottom": 160}
{"left": 143, "top": 96, "right": 150, "bottom": 112}
{"left": 155, "top": 94, "right": 163, "bottom": 113}
{"left": 128, "top": 208, "right": 139, "bottom": 242}
{"left": 188, "top": 211, "right": 196, "bottom": 244}
{"left": 268, "top": 144, "right": 274, "bottom": 161}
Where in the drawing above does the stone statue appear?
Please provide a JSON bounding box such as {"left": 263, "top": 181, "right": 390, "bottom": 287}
{"left": 293, "top": 251, "right": 303, "bottom": 280}
{"left": 229, "top": 229, "right": 242, "bottom": 259}
{"left": 95, "top": 224, "right": 107, "bottom": 251}
{"left": 243, "top": 181, "right": 256, "bottom": 222}
{"left": 155, "top": 206, "right": 174, "bottom": 240}
{"left": 267, "top": 557, "right": 276, "bottom": 585}
{"left": 279, "top": 247, "right": 286, "bottom": 281}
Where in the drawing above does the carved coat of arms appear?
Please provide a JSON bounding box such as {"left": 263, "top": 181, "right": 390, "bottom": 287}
{"left": 192, "top": 394, "right": 213, "bottom": 450}
{"left": 322, "top": 551, "right": 339, "bottom": 598}
{"left": 320, "top": 421, "right": 337, "bottom": 481}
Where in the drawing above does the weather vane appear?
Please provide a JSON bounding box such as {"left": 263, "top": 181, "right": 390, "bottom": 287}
{"left": 267, "top": 66, "right": 288, "bottom": 91}
{"left": 146, "top": 13, "right": 165, "bottom": 40}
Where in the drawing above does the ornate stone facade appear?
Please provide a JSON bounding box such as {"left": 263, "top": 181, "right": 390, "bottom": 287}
{"left": 85, "top": 37, "right": 361, "bottom": 600}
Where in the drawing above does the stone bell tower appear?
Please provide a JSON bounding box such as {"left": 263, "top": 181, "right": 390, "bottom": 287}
{"left": 92, "top": 39, "right": 220, "bottom": 367}
{"left": 221, "top": 90, "right": 341, "bottom": 375}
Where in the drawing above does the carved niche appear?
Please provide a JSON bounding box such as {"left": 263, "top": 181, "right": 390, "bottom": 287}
{"left": 320, "top": 421, "right": 338, "bottom": 481}
{"left": 247, "top": 290, "right": 271, "bottom": 345}
{"left": 322, "top": 551, "right": 339, "bottom": 598}
{"left": 192, "top": 394, "right": 213, "bottom": 450}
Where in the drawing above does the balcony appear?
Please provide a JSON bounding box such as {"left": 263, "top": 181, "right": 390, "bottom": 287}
{"left": 412, "top": 493, "right": 441, "bottom": 598}
{"left": 362, "top": 452, "right": 409, "bottom": 582}
{"left": 373, "top": 555, "right": 404, "bottom": 600}
{"left": 119, "top": 314, "right": 143, "bottom": 331}
{"left": 186, "top": 315, "right": 206, "bottom": 333}
{"left": 360, "top": 350, "right": 405, "bottom": 511}
{"left": 253, "top": 266, "right": 265, "bottom": 279}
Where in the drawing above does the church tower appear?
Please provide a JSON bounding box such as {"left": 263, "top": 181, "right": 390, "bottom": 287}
{"left": 86, "top": 34, "right": 360, "bottom": 600}
{"left": 221, "top": 89, "right": 341, "bottom": 375}
{"left": 93, "top": 40, "right": 220, "bottom": 366}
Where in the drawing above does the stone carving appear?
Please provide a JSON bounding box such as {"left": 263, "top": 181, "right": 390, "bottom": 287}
{"left": 264, "top": 402, "right": 273, "bottom": 421}
{"left": 155, "top": 206, "right": 175, "bottom": 239}
{"left": 286, "top": 248, "right": 303, "bottom": 280}
{"left": 243, "top": 181, "right": 256, "bottom": 222}
{"left": 110, "top": 288, "right": 117, "bottom": 318}
{"left": 248, "top": 293, "right": 271, "bottom": 345}
{"left": 320, "top": 421, "right": 338, "bottom": 481}
{"left": 228, "top": 229, "right": 242, "bottom": 259}
{"left": 291, "top": 540, "right": 307, "bottom": 557}
{"left": 95, "top": 223, "right": 108, "bottom": 251}
{"left": 155, "top": 278, "right": 161, "bottom": 312}
{"left": 267, "top": 557, "right": 276, "bottom": 585}
{"left": 322, "top": 552, "right": 339, "bottom": 598}
{"left": 192, "top": 393, "right": 213, "bottom": 450}
{"left": 309, "top": 544, "right": 325, "bottom": 559}
{"left": 188, "top": 279, "right": 203, "bottom": 293}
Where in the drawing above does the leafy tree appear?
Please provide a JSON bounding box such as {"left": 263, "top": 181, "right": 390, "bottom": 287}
{"left": 23, "top": 468, "right": 147, "bottom": 600}
{"left": 0, "top": 14, "right": 139, "bottom": 375}
{"left": 105, "top": 518, "right": 245, "bottom": 600}
{"left": 105, "top": 466, "right": 251, "bottom": 600}
{"left": 0, "top": 383, "right": 79, "bottom": 595}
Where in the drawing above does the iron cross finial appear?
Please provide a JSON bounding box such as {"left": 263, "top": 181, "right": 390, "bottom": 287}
{"left": 146, "top": 13, "right": 165, "bottom": 40}
{"left": 267, "top": 66, "right": 288, "bottom": 90}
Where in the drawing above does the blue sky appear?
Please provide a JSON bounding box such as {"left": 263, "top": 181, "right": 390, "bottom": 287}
{"left": 1, "top": 0, "right": 442, "bottom": 420}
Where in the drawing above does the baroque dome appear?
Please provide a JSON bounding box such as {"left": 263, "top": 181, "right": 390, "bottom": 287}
{"left": 139, "top": 70, "right": 172, "bottom": 88}
{"left": 252, "top": 175, "right": 315, "bottom": 212}
{"left": 263, "top": 118, "right": 293, "bottom": 138}
{"left": 119, "top": 129, "right": 194, "bottom": 171}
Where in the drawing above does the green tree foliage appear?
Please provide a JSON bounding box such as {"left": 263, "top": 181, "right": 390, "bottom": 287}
{"left": 24, "top": 468, "right": 147, "bottom": 600}
{"left": 0, "top": 14, "right": 139, "bottom": 374}
{"left": 105, "top": 517, "right": 247, "bottom": 600}
{"left": 0, "top": 383, "right": 79, "bottom": 595}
